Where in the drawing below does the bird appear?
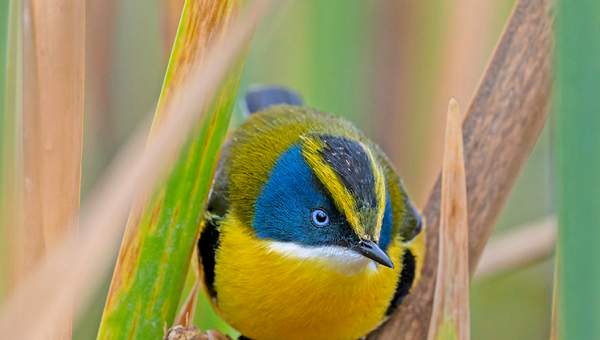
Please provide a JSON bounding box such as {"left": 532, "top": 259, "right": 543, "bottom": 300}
{"left": 197, "top": 86, "right": 425, "bottom": 340}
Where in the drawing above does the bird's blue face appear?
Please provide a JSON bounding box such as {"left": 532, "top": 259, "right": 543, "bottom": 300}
{"left": 253, "top": 137, "right": 395, "bottom": 267}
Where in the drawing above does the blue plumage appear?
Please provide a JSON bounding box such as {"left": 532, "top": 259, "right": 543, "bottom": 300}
{"left": 253, "top": 144, "right": 394, "bottom": 250}
{"left": 379, "top": 193, "right": 393, "bottom": 251}
{"left": 253, "top": 145, "right": 354, "bottom": 246}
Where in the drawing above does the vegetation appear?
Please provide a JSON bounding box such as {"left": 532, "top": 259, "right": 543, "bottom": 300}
{"left": 555, "top": 0, "right": 600, "bottom": 338}
{"left": 0, "top": 0, "right": 578, "bottom": 339}
{"left": 97, "top": 2, "right": 241, "bottom": 338}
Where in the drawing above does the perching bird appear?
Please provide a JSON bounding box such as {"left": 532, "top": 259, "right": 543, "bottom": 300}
{"left": 197, "top": 86, "right": 425, "bottom": 340}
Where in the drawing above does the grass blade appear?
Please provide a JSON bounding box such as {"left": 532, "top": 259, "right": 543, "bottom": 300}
{"left": 427, "top": 99, "right": 470, "bottom": 340}
{"left": 26, "top": 0, "right": 85, "bottom": 248}
{"left": 20, "top": 2, "right": 86, "bottom": 338}
{"left": 0, "top": 1, "right": 272, "bottom": 338}
{"left": 10, "top": 0, "right": 43, "bottom": 288}
{"left": 97, "top": 1, "right": 243, "bottom": 338}
{"left": 555, "top": 0, "right": 600, "bottom": 338}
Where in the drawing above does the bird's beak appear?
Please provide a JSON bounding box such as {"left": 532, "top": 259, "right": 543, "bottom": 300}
{"left": 354, "top": 239, "right": 394, "bottom": 268}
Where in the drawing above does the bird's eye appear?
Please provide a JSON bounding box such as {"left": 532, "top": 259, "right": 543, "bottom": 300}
{"left": 311, "top": 209, "right": 330, "bottom": 227}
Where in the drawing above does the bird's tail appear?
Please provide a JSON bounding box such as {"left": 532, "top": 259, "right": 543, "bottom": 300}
{"left": 244, "top": 85, "right": 303, "bottom": 114}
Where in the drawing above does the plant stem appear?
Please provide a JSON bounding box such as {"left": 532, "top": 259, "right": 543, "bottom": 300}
{"left": 371, "top": 0, "right": 552, "bottom": 338}
{"left": 97, "top": 1, "right": 243, "bottom": 338}
{"left": 0, "top": 2, "right": 274, "bottom": 339}
{"left": 427, "top": 99, "right": 470, "bottom": 340}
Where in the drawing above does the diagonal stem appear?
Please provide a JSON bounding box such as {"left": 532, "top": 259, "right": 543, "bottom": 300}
{"left": 371, "top": 0, "right": 552, "bottom": 338}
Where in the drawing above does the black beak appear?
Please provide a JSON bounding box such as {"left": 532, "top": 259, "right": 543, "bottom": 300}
{"left": 355, "top": 239, "right": 394, "bottom": 268}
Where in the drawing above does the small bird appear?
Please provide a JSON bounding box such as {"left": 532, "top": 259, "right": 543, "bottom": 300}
{"left": 197, "top": 86, "right": 425, "bottom": 340}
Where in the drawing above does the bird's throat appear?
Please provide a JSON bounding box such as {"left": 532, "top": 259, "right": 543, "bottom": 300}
{"left": 266, "top": 241, "right": 378, "bottom": 275}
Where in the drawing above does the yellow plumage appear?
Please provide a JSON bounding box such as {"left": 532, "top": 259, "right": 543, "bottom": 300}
{"left": 197, "top": 100, "right": 425, "bottom": 340}
{"left": 213, "top": 214, "right": 402, "bottom": 340}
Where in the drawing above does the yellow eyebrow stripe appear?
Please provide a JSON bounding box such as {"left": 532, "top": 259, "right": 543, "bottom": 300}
{"left": 301, "top": 136, "right": 366, "bottom": 238}
{"left": 364, "top": 145, "right": 386, "bottom": 240}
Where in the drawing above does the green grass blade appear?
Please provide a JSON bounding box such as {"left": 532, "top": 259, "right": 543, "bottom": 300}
{"left": 555, "top": 0, "right": 600, "bottom": 338}
{"left": 97, "top": 1, "right": 242, "bottom": 338}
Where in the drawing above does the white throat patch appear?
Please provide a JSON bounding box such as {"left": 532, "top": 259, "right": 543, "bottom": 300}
{"left": 267, "top": 241, "right": 378, "bottom": 275}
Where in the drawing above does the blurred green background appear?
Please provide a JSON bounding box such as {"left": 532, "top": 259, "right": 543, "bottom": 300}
{"left": 74, "top": 0, "right": 553, "bottom": 338}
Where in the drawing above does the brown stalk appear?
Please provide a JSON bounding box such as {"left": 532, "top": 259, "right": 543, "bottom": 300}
{"left": 27, "top": 0, "right": 85, "bottom": 249}
{"left": 12, "top": 1, "right": 85, "bottom": 338}
{"left": 370, "top": 0, "right": 552, "bottom": 338}
{"left": 0, "top": 1, "right": 275, "bottom": 338}
{"left": 475, "top": 216, "right": 556, "bottom": 279}
{"left": 9, "top": 0, "right": 43, "bottom": 289}
{"left": 427, "top": 99, "right": 470, "bottom": 340}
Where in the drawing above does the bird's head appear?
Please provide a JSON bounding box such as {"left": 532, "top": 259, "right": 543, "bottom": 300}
{"left": 250, "top": 132, "right": 411, "bottom": 270}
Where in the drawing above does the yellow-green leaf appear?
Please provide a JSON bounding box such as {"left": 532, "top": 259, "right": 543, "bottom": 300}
{"left": 97, "top": 1, "right": 243, "bottom": 338}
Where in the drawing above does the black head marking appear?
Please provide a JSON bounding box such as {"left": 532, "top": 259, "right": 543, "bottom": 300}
{"left": 318, "top": 135, "right": 378, "bottom": 211}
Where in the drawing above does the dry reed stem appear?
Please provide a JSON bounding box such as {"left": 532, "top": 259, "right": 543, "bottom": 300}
{"left": 8, "top": 0, "right": 44, "bottom": 288}
{"left": 475, "top": 216, "right": 556, "bottom": 279}
{"left": 371, "top": 0, "right": 552, "bottom": 338}
{"left": 27, "top": 0, "right": 85, "bottom": 249}
{"left": 0, "top": 1, "right": 275, "bottom": 338}
{"left": 427, "top": 99, "right": 470, "bottom": 340}
{"left": 14, "top": 1, "right": 86, "bottom": 338}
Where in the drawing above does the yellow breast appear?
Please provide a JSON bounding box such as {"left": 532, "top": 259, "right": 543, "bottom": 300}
{"left": 210, "top": 214, "right": 404, "bottom": 340}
